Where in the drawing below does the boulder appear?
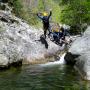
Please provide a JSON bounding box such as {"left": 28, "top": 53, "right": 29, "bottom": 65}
{"left": 65, "top": 26, "right": 90, "bottom": 80}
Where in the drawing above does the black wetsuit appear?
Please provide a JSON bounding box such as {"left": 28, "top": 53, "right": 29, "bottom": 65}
{"left": 37, "top": 11, "right": 52, "bottom": 38}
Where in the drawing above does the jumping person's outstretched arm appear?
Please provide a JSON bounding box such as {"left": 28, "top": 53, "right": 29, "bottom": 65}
{"left": 37, "top": 13, "right": 43, "bottom": 20}
{"left": 48, "top": 11, "right": 52, "bottom": 19}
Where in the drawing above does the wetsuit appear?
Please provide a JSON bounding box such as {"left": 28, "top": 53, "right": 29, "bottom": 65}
{"left": 37, "top": 11, "right": 52, "bottom": 38}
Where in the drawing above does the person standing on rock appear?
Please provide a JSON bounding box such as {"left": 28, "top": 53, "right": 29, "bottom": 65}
{"left": 37, "top": 10, "right": 52, "bottom": 39}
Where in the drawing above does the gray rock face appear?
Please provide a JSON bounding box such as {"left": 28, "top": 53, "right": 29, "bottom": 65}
{"left": 65, "top": 26, "right": 90, "bottom": 80}
{"left": 0, "top": 10, "right": 63, "bottom": 67}
{"left": 0, "top": 54, "right": 8, "bottom": 66}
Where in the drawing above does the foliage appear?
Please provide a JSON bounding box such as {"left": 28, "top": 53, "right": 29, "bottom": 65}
{"left": 59, "top": 0, "right": 90, "bottom": 34}
{"left": 0, "top": 0, "right": 61, "bottom": 26}
{"left": 13, "top": 0, "right": 61, "bottom": 26}
{"left": 38, "top": 0, "right": 45, "bottom": 11}
{"left": 8, "top": 0, "right": 23, "bottom": 17}
{"left": 7, "top": 0, "right": 38, "bottom": 25}
{"left": 1, "top": 0, "right": 90, "bottom": 33}
{"left": 44, "top": 0, "right": 61, "bottom": 23}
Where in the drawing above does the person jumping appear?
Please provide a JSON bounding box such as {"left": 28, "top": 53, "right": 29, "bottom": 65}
{"left": 37, "top": 10, "right": 52, "bottom": 39}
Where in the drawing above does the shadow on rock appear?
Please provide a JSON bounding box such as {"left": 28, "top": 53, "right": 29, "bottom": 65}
{"left": 0, "top": 59, "right": 22, "bottom": 71}
{"left": 64, "top": 52, "right": 80, "bottom": 66}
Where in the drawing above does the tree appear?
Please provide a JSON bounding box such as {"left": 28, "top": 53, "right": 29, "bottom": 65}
{"left": 59, "top": 0, "right": 90, "bottom": 34}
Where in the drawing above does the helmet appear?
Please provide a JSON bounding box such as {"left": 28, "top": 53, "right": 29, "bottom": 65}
{"left": 43, "top": 12, "right": 48, "bottom": 16}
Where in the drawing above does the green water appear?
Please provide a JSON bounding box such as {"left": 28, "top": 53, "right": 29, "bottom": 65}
{"left": 0, "top": 64, "right": 90, "bottom": 90}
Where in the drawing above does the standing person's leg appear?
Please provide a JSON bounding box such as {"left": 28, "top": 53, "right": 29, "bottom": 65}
{"left": 43, "top": 27, "right": 47, "bottom": 39}
{"left": 43, "top": 24, "right": 48, "bottom": 39}
{"left": 44, "top": 30, "right": 46, "bottom": 39}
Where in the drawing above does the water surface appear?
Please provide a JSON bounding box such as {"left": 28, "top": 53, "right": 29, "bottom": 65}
{"left": 0, "top": 64, "right": 90, "bottom": 90}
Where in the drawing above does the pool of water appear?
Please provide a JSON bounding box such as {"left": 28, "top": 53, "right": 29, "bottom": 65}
{"left": 0, "top": 64, "right": 90, "bottom": 90}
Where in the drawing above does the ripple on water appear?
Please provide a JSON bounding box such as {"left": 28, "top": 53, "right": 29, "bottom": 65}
{"left": 0, "top": 64, "right": 89, "bottom": 90}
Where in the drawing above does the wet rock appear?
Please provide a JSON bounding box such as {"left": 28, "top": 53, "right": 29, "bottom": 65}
{"left": 64, "top": 52, "right": 79, "bottom": 65}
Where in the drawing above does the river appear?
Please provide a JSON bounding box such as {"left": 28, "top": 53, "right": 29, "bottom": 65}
{"left": 0, "top": 63, "right": 90, "bottom": 90}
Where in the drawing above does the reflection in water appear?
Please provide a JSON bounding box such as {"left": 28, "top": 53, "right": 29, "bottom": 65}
{"left": 0, "top": 64, "right": 89, "bottom": 90}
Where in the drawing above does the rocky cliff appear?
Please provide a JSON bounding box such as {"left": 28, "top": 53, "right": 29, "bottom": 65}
{"left": 65, "top": 26, "right": 90, "bottom": 80}
{"left": 0, "top": 10, "right": 64, "bottom": 68}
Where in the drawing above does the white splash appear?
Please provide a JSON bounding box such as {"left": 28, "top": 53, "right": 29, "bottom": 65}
{"left": 39, "top": 53, "right": 66, "bottom": 66}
